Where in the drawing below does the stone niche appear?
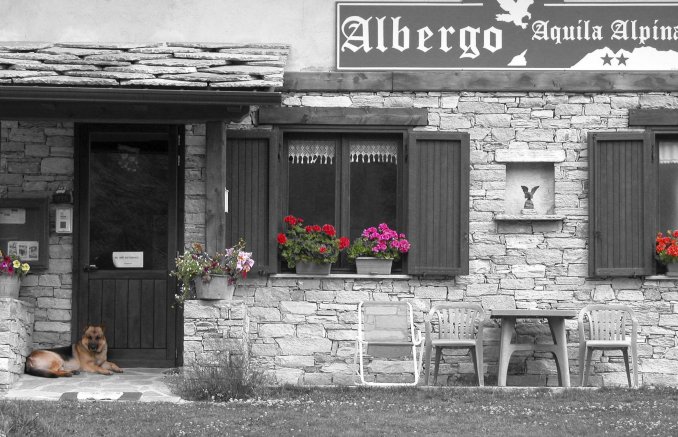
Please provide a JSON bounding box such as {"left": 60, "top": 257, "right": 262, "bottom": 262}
{"left": 495, "top": 149, "right": 565, "bottom": 221}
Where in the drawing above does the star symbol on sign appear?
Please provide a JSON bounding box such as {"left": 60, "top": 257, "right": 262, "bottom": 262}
{"left": 601, "top": 53, "right": 613, "bottom": 65}
{"left": 617, "top": 53, "right": 629, "bottom": 66}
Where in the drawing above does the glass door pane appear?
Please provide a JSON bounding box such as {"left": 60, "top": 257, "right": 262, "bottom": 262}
{"left": 89, "top": 137, "right": 169, "bottom": 270}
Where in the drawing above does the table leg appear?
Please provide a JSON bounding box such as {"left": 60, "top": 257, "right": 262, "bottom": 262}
{"left": 547, "top": 317, "right": 570, "bottom": 387}
{"left": 497, "top": 317, "right": 516, "bottom": 387}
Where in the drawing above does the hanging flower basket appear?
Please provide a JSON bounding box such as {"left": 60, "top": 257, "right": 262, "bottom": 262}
{"left": 194, "top": 275, "right": 235, "bottom": 300}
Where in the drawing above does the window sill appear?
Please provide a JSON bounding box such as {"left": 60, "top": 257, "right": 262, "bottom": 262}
{"left": 270, "top": 273, "right": 412, "bottom": 280}
{"left": 645, "top": 275, "right": 678, "bottom": 281}
{"left": 494, "top": 214, "right": 565, "bottom": 222}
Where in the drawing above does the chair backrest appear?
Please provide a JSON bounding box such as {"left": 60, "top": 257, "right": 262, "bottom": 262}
{"left": 359, "top": 301, "right": 413, "bottom": 343}
{"left": 579, "top": 304, "right": 634, "bottom": 341}
{"left": 428, "top": 303, "right": 484, "bottom": 340}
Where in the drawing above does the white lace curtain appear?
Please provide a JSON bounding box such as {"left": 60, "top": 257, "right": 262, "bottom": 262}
{"left": 288, "top": 138, "right": 399, "bottom": 165}
{"left": 288, "top": 139, "right": 335, "bottom": 164}
{"left": 350, "top": 140, "right": 398, "bottom": 164}
{"left": 660, "top": 139, "right": 678, "bottom": 164}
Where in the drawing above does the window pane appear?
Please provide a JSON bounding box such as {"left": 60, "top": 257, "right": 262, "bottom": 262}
{"left": 89, "top": 139, "right": 169, "bottom": 270}
{"left": 349, "top": 135, "right": 398, "bottom": 240}
{"left": 659, "top": 138, "right": 678, "bottom": 233}
{"left": 288, "top": 136, "right": 336, "bottom": 226}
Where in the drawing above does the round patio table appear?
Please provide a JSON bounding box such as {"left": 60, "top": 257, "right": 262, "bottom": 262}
{"left": 491, "top": 309, "right": 577, "bottom": 387}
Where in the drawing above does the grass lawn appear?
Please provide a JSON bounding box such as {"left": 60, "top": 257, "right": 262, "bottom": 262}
{"left": 1, "top": 387, "right": 677, "bottom": 436}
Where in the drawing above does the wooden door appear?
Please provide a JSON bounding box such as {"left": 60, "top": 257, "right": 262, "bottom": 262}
{"left": 75, "top": 124, "right": 182, "bottom": 367}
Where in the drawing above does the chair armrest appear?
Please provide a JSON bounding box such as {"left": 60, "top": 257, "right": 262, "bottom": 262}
{"left": 476, "top": 319, "right": 491, "bottom": 346}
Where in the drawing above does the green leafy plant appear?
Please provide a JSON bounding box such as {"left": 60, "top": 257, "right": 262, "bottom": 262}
{"left": 170, "top": 240, "right": 254, "bottom": 304}
{"left": 167, "top": 339, "right": 267, "bottom": 402}
{"left": 277, "top": 215, "right": 350, "bottom": 268}
{"left": 347, "top": 224, "right": 411, "bottom": 262}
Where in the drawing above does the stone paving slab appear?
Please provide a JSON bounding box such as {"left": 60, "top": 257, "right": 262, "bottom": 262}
{"left": 0, "top": 368, "right": 182, "bottom": 403}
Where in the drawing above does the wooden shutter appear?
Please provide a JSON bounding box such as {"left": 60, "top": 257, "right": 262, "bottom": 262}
{"left": 589, "top": 132, "right": 655, "bottom": 277}
{"left": 225, "top": 130, "right": 279, "bottom": 274}
{"left": 407, "top": 132, "right": 470, "bottom": 275}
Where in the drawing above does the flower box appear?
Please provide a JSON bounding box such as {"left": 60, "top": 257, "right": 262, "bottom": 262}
{"left": 0, "top": 276, "right": 20, "bottom": 299}
{"left": 295, "top": 261, "right": 331, "bottom": 275}
{"left": 194, "top": 275, "right": 235, "bottom": 300}
{"left": 355, "top": 257, "right": 393, "bottom": 275}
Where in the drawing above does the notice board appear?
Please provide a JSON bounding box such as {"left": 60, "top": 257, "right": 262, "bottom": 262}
{"left": 0, "top": 197, "right": 49, "bottom": 270}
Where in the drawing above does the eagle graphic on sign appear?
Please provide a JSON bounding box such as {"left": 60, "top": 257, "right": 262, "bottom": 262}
{"left": 496, "top": 0, "right": 534, "bottom": 29}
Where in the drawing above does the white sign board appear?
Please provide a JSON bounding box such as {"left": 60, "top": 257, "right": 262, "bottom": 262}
{"left": 0, "top": 208, "right": 26, "bottom": 224}
{"left": 112, "top": 252, "right": 144, "bottom": 268}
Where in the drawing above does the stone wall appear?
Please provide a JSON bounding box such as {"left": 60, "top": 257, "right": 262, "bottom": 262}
{"left": 183, "top": 300, "right": 249, "bottom": 367}
{"left": 0, "top": 121, "right": 74, "bottom": 348}
{"left": 192, "top": 90, "right": 677, "bottom": 387}
{"left": 0, "top": 298, "right": 34, "bottom": 389}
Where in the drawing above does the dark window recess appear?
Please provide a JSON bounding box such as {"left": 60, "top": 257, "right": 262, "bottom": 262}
{"left": 288, "top": 135, "right": 337, "bottom": 227}
{"left": 285, "top": 132, "right": 401, "bottom": 270}
{"left": 588, "top": 132, "right": 654, "bottom": 277}
{"left": 89, "top": 138, "right": 169, "bottom": 270}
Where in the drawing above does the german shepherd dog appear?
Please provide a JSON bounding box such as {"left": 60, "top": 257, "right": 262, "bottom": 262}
{"left": 25, "top": 325, "right": 123, "bottom": 377}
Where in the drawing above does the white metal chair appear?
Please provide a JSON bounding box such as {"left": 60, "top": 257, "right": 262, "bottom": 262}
{"left": 578, "top": 304, "right": 639, "bottom": 387}
{"left": 355, "top": 301, "right": 424, "bottom": 386}
{"left": 424, "top": 303, "right": 487, "bottom": 386}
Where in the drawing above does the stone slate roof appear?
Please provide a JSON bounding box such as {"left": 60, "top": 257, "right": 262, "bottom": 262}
{"left": 0, "top": 42, "right": 289, "bottom": 90}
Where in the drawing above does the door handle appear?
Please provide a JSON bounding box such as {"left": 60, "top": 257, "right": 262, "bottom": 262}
{"left": 83, "top": 264, "right": 98, "bottom": 272}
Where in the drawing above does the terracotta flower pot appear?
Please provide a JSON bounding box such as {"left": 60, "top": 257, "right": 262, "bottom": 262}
{"left": 666, "top": 263, "right": 678, "bottom": 277}
{"left": 194, "top": 275, "right": 235, "bottom": 300}
{"left": 295, "top": 261, "right": 331, "bottom": 275}
{"left": 355, "top": 257, "right": 393, "bottom": 275}
{"left": 0, "top": 276, "right": 21, "bottom": 299}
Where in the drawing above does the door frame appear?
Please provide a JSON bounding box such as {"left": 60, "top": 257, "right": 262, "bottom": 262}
{"left": 72, "top": 123, "right": 185, "bottom": 367}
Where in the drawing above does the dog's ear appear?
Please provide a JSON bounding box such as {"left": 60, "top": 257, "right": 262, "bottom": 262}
{"left": 98, "top": 324, "right": 106, "bottom": 333}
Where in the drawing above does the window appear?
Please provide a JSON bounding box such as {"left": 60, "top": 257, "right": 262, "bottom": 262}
{"left": 658, "top": 136, "right": 678, "bottom": 233}
{"left": 285, "top": 132, "right": 402, "bottom": 270}
{"left": 222, "top": 120, "right": 469, "bottom": 276}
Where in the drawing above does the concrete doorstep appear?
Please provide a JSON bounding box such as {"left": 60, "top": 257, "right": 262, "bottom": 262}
{"left": 0, "top": 368, "right": 182, "bottom": 403}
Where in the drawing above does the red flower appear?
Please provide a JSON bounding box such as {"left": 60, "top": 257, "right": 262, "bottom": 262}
{"left": 339, "top": 237, "right": 350, "bottom": 250}
{"left": 277, "top": 233, "right": 287, "bottom": 245}
{"left": 313, "top": 225, "right": 321, "bottom": 232}
{"left": 284, "top": 215, "right": 298, "bottom": 226}
{"left": 305, "top": 225, "right": 313, "bottom": 233}
{"left": 319, "top": 246, "right": 327, "bottom": 253}
{"left": 322, "top": 224, "right": 336, "bottom": 237}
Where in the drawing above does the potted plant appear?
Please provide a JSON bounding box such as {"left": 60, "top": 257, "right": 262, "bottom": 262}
{"left": 171, "top": 240, "right": 254, "bottom": 304}
{"left": 0, "top": 250, "right": 30, "bottom": 299}
{"left": 656, "top": 230, "right": 678, "bottom": 276}
{"left": 347, "top": 224, "right": 410, "bottom": 275}
{"left": 277, "top": 215, "right": 350, "bottom": 275}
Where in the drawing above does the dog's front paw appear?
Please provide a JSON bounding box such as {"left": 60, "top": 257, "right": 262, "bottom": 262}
{"left": 113, "top": 368, "right": 124, "bottom": 373}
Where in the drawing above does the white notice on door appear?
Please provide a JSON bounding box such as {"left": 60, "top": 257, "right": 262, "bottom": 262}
{"left": 112, "top": 252, "right": 143, "bottom": 268}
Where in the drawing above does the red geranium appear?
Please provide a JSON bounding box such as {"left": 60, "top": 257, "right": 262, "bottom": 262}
{"left": 656, "top": 230, "right": 678, "bottom": 268}
{"left": 277, "top": 215, "right": 349, "bottom": 269}
{"left": 322, "top": 224, "right": 336, "bottom": 237}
